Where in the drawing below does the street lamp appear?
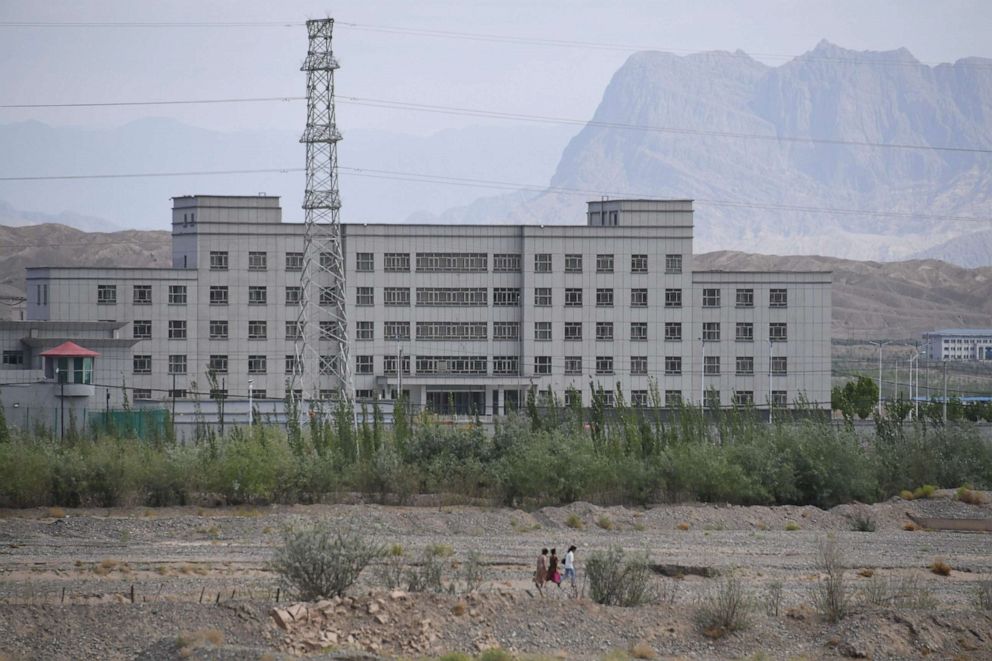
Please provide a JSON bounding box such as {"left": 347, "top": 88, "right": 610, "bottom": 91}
{"left": 54, "top": 366, "right": 64, "bottom": 440}
{"left": 868, "top": 341, "right": 891, "bottom": 416}
{"left": 908, "top": 350, "right": 919, "bottom": 420}
{"left": 248, "top": 379, "right": 254, "bottom": 426}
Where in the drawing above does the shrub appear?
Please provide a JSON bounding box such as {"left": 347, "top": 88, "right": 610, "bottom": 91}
{"left": 784, "top": 521, "right": 800, "bottom": 531}
{"left": 375, "top": 544, "right": 405, "bottom": 590}
{"left": 902, "top": 522, "right": 919, "bottom": 532}
{"left": 900, "top": 490, "right": 915, "bottom": 501}
{"left": 676, "top": 522, "right": 690, "bottom": 531}
{"left": 930, "top": 559, "right": 952, "bottom": 576}
{"left": 406, "top": 546, "right": 446, "bottom": 593}
{"left": 47, "top": 506, "right": 65, "bottom": 519}
{"left": 974, "top": 579, "right": 992, "bottom": 611}
{"left": 437, "top": 653, "right": 472, "bottom": 661}
{"left": 566, "top": 513, "right": 584, "bottom": 529}
{"left": 478, "top": 648, "right": 514, "bottom": 661}
{"left": 695, "top": 574, "right": 752, "bottom": 638}
{"left": 461, "top": 550, "right": 484, "bottom": 593}
{"left": 596, "top": 515, "right": 614, "bottom": 530}
{"left": 810, "top": 538, "right": 850, "bottom": 622}
{"left": 848, "top": 512, "right": 877, "bottom": 532}
{"left": 271, "top": 525, "right": 384, "bottom": 600}
{"left": 630, "top": 641, "right": 656, "bottom": 659}
{"left": 586, "top": 545, "right": 656, "bottom": 607}
{"left": 913, "top": 484, "right": 937, "bottom": 499}
{"left": 957, "top": 486, "right": 986, "bottom": 505}
{"left": 762, "top": 580, "right": 783, "bottom": 616}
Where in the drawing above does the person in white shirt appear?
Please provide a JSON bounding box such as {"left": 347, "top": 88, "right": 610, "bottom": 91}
{"left": 563, "top": 545, "right": 577, "bottom": 587}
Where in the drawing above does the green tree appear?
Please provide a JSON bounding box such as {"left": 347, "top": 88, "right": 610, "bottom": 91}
{"left": 842, "top": 376, "right": 878, "bottom": 420}
{"left": 0, "top": 403, "right": 10, "bottom": 444}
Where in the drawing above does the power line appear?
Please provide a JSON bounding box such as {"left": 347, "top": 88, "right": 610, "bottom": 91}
{"left": 3, "top": 93, "right": 990, "bottom": 156}
{"left": 0, "top": 165, "right": 987, "bottom": 225}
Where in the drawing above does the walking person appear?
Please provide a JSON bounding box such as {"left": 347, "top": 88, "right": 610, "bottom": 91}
{"left": 564, "top": 545, "right": 577, "bottom": 590}
{"left": 534, "top": 548, "right": 548, "bottom": 595}
{"left": 547, "top": 548, "right": 562, "bottom": 590}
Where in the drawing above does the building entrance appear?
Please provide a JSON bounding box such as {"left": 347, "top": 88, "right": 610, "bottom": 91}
{"left": 426, "top": 390, "right": 486, "bottom": 415}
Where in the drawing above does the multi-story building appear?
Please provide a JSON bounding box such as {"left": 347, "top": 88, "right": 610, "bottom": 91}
{"left": 923, "top": 329, "right": 992, "bottom": 362}
{"left": 10, "top": 195, "right": 831, "bottom": 417}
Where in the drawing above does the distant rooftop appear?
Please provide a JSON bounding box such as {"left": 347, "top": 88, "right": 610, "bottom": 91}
{"left": 926, "top": 329, "right": 992, "bottom": 337}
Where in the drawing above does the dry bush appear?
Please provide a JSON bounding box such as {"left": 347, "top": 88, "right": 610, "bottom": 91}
{"left": 630, "top": 641, "right": 656, "bottom": 659}
{"left": 957, "top": 487, "right": 986, "bottom": 505}
{"left": 461, "top": 550, "right": 484, "bottom": 593}
{"left": 676, "top": 522, "right": 690, "bottom": 531}
{"left": 425, "top": 543, "right": 454, "bottom": 557}
{"left": 566, "top": 513, "right": 584, "bottom": 529}
{"left": 177, "top": 629, "right": 224, "bottom": 657}
{"left": 974, "top": 579, "right": 992, "bottom": 611}
{"left": 478, "top": 649, "right": 514, "bottom": 661}
{"left": 912, "top": 484, "right": 936, "bottom": 499}
{"left": 847, "top": 512, "right": 877, "bottom": 532}
{"left": 596, "top": 515, "right": 614, "bottom": 530}
{"left": 810, "top": 538, "right": 851, "bottom": 623}
{"left": 47, "top": 506, "right": 65, "bottom": 519}
{"left": 451, "top": 600, "right": 467, "bottom": 616}
{"left": 762, "top": 580, "right": 784, "bottom": 616}
{"left": 406, "top": 546, "right": 446, "bottom": 593}
{"left": 633, "top": 522, "right": 646, "bottom": 531}
{"left": 695, "top": 574, "right": 753, "bottom": 638}
{"left": 93, "top": 559, "right": 118, "bottom": 576}
{"left": 858, "top": 568, "right": 875, "bottom": 578}
{"left": 784, "top": 521, "right": 800, "bottom": 531}
{"left": 271, "top": 524, "right": 384, "bottom": 600}
{"left": 437, "top": 654, "right": 472, "bottom": 661}
{"left": 900, "top": 490, "right": 915, "bottom": 501}
{"left": 902, "top": 522, "right": 919, "bottom": 532}
{"left": 586, "top": 546, "right": 657, "bottom": 607}
{"left": 375, "top": 543, "right": 406, "bottom": 590}
{"left": 930, "top": 559, "right": 952, "bottom": 576}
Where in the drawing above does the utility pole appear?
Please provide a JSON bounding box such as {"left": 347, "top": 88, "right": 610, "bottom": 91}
{"left": 869, "top": 340, "right": 890, "bottom": 417}
{"left": 248, "top": 379, "right": 254, "bottom": 426}
{"left": 56, "top": 367, "right": 64, "bottom": 440}
{"left": 396, "top": 347, "right": 403, "bottom": 397}
{"left": 700, "top": 337, "right": 705, "bottom": 408}
{"left": 768, "top": 339, "right": 773, "bottom": 424}
{"left": 942, "top": 361, "right": 948, "bottom": 422}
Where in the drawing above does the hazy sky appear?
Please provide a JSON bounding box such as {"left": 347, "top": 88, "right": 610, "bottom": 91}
{"left": 2, "top": 0, "right": 991, "bottom": 136}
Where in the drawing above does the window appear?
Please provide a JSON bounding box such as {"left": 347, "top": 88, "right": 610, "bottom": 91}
{"left": 703, "top": 288, "right": 720, "bottom": 308}
{"left": 97, "top": 284, "right": 117, "bottom": 305}
{"left": 285, "top": 321, "right": 303, "bottom": 340}
{"left": 285, "top": 355, "right": 301, "bottom": 375}
{"left": 596, "top": 254, "right": 614, "bottom": 273}
{"left": 564, "top": 322, "right": 583, "bottom": 341}
{"left": 704, "top": 390, "right": 720, "bottom": 408}
{"left": 665, "top": 356, "right": 682, "bottom": 375}
{"left": 416, "top": 253, "right": 487, "bottom": 272}
{"left": 630, "top": 322, "right": 647, "bottom": 342}
{"left": 736, "top": 356, "right": 754, "bottom": 376}
{"left": 565, "top": 356, "right": 582, "bottom": 375}
{"left": 596, "top": 288, "right": 614, "bottom": 307}
{"left": 534, "top": 288, "right": 552, "bottom": 307}
{"left": 285, "top": 252, "right": 304, "bottom": 271}
{"left": 170, "top": 389, "right": 189, "bottom": 399}
{"left": 736, "top": 288, "right": 754, "bottom": 308}
{"left": 384, "top": 287, "right": 411, "bottom": 306}
{"left": 665, "top": 254, "right": 682, "bottom": 274}
{"left": 736, "top": 322, "right": 754, "bottom": 342}
{"left": 356, "top": 287, "right": 374, "bottom": 306}
{"left": 209, "top": 320, "right": 228, "bottom": 340}
{"left": 770, "top": 288, "right": 788, "bottom": 308}
{"left": 356, "top": 252, "right": 374, "bottom": 272}
{"left": 596, "top": 356, "right": 614, "bottom": 375}
{"left": 631, "top": 356, "right": 648, "bottom": 375}
{"left": 132, "top": 320, "right": 151, "bottom": 339}
{"left": 665, "top": 390, "right": 682, "bottom": 407}
{"left": 534, "top": 356, "right": 552, "bottom": 375}
{"left": 769, "top": 323, "right": 788, "bottom": 342}
{"left": 493, "top": 322, "right": 520, "bottom": 340}
{"left": 133, "top": 285, "right": 152, "bottom": 305}
{"left": 665, "top": 322, "right": 682, "bottom": 341}
{"left": 565, "top": 254, "right": 583, "bottom": 273}
{"left": 320, "top": 320, "right": 342, "bottom": 341}
{"left": 771, "top": 390, "right": 788, "bottom": 407}
{"left": 35, "top": 284, "right": 48, "bottom": 306}
{"left": 285, "top": 286, "right": 302, "bottom": 305}
{"left": 248, "top": 286, "right": 267, "bottom": 305}
{"left": 209, "top": 286, "right": 228, "bottom": 305}
{"left": 355, "top": 355, "right": 373, "bottom": 374}
{"left": 385, "top": 321, "right": 412, "bottom": 341}
{"left": 248, "top": 251, "right": 267, "bottom": 271}
{"left": 564, "top": 389, "right": 581, "bottom": 407}
{"left": 602, "top": 391, "right": 615, "bottom": 408}
{"left": 320, "top": 252, "right": 334, "bottom": 269}
{"left": 250, "top": 389, "right": 267, "bottom": 399}
{"left": 208, "top": 355, "right": 228, "bottom": 373}
{"left": 132, "top": 355, "right": 151, "bottom": 374}
{"left": 384, "top": 253, "right": 410, "bottom": 272}
{"left": 534, "top": 253, "right": 551, "bottom": 273}
{"left": 704, "top": 356, "right": 720, "bottom": 375}
{"left": 383, "top": 355, "right": 411, "bottom": 376}
{"left": 771, "top": 356, "right": 788, "bottom": 376}
{"left": 168, "top": 285, "right": 187, "bottom": 305}
{"left": 320, "top": 356, "right": 338, "bottom": 375}
{"left": 248, "top": 320, "right": 267, "bottom": 340}
{"left": 209, "top": 251, "right": 228, "bottom": 270}
{"left": 416, "top": 288, "right": 487, "bottom": 306}
{"left": 703, "top": 322, "right": 720, "bottom": 342}
{"left": 168, "top": 320, "right": 186, "bottom": 339}
{"left": 493, "top": 288, "right": 521, "bottom": 306}
{"left": 168, "top": 354, "right": 187, "bottom": 374}
{"left": 734, "top": 391, "right": 754, "bottom": 406}
{"left": 248, "top": 355, "right": 267, "bottom": 374}
{"left": 631, "top": 390, "right": 648, "bottom": 407}
{"left": 631, "top": 254, "right": 648, "bottom": 273}
{"left": 493, "top": 356, "right": 519, "bottom": 375}
{"left": 535, "top": 322, "right": 552, "bottom": 341}
{"left": 357, "top": 321, "right": 375, "bottom": 341}
{"left": 596, "top": 322, "right": 614, "bottom": 341}
{"left": 565, "top": 288, "right": 583, "bottom": 307}
{"left": 493, "top": 254, "right": 521, "bottom": 272}
{"left": 133, "top": 389, "right": 152, "bottom": 401}
{"left": 209, "top": 389, "right": 228, "bottom": 400}
{"left": 416, "top": 356, "right": 487, "bottom": 375}
{"left": 665, "top": 288, "right": 682, "bottom": 308}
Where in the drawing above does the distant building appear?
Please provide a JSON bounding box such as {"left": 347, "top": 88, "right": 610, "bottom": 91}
{"left": 2, "top": 195, "right": 832, "bottom": 432}
{"left": 923, "top": 329, "right": 992, "bottom": 362}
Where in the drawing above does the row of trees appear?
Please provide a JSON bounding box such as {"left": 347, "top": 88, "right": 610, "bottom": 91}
{"left": 831, "top": 375, "right": 992, "bottom": 422}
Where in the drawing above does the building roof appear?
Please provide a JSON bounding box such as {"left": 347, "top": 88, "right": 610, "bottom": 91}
{"left": 927, "top": 329, "right": 992, "bottom": 337}
{"left": 39, "top": 341, "right": 100, "bottom": 358}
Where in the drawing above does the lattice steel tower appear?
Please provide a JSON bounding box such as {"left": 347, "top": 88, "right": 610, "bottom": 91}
{"left": 294, "top": 18, "right": 351, "bottom": 403}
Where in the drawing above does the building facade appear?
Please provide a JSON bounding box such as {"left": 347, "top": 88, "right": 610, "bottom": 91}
{"left": 11, "top": 195, "right": 831, "bottom": 417}
{"left": 923, "top": 329, "right": 992, "bottom": 362}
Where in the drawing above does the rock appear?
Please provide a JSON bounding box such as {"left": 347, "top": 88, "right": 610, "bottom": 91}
{"left": 389, "top": 590, "right": 408, "bottom": 600}
{"left": 270, "top": 607, "right": 293, "bottom": 630}
{"left": 375, "top": 613, "right": 389, "bottom": 625}
{"left": 368, "top": 602, "right": 380, "bottom": 614}
{"left": 286, "top": 603, "right": 307, "bottom": 621}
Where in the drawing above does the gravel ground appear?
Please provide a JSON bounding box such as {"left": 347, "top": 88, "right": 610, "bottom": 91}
{"left": 1, "top": 493, "right": 991, "bottom": 659}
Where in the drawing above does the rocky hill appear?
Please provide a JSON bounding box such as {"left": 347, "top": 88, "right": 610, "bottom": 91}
{"left": 2, "top": 224, "right": 990, "bottom": 339}
{"left": 425, "top": 41, "right": 992, "bottom": 264}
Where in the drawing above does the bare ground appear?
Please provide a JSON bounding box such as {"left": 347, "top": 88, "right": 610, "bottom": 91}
{"left": 1, "top": 494, "right": 991, "bottom": 660}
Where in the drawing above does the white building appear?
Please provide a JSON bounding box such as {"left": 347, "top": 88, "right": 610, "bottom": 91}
{"left": 4, "top": 195, "right": 831, "bottom": 420}
{"left": 923, "top": 329, "right": 992, "bottom": 362}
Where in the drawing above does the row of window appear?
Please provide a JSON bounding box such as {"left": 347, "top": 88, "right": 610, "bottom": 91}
{"left": 352, "top": 251, "right": 673, "bottom": 274}
{"left": 703, "top": 288, "right": 788, "bottom": 308}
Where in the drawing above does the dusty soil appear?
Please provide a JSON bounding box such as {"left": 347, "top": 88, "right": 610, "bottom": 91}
{"left": 1, "top": 493, "right": 991, "bottom": 660}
